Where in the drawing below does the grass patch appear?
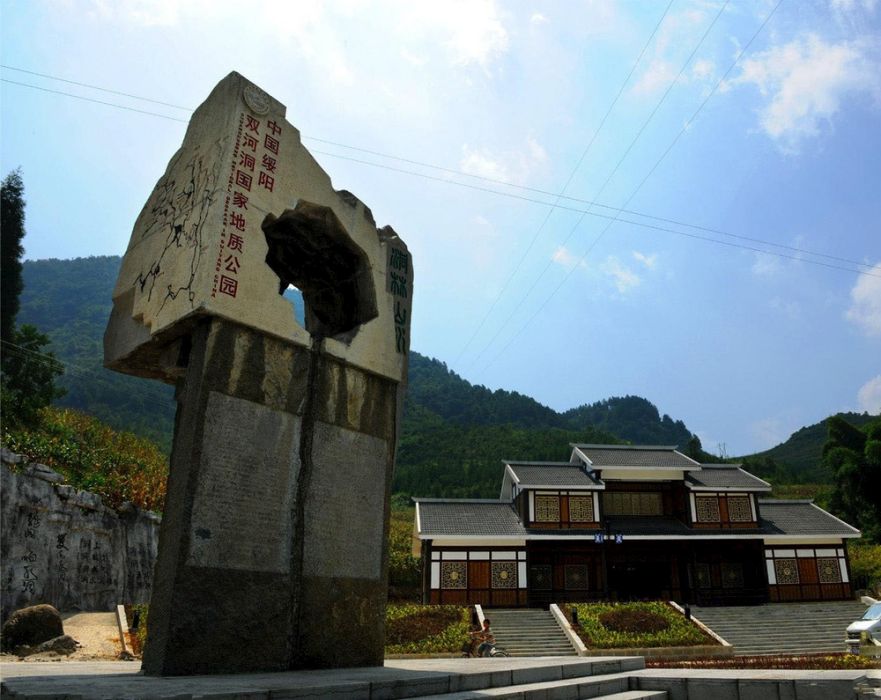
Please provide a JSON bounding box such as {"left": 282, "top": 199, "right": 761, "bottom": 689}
{"left": 385, "top": 604, "right": 470, "bottom": 654}
{"left": 570, "top": 602, "right": 711, "bottom": 649}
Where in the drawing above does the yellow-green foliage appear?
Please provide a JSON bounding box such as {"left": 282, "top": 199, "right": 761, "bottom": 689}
{"left": 3, "top": 407, "right": 168, "bottom": 512}
{"left": 571, "top": 602, "right": 710, "bottom": 649}
{"left": 388, "top": 506, "right": 421, "bottom": 591}
{"left": 850, "top": 541, "right": 881, "bottom": 594}
{"left": 385, "top": 604, "right": 470, "bottom": 654}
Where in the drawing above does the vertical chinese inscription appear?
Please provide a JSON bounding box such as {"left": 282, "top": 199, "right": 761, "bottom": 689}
{"left": 387, "top": 246, "right": 410, "bottom": 354}
{"left": 21, "top": 511, "right": 40, "bottom": 596}
{"left": 211, "top": 113, "right": 285, "bottom": 300}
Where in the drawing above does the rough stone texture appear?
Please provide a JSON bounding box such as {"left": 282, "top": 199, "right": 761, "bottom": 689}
{"left": 14, "top": 633, "right": 79, "bottom": 657}
{"left": 0, "top": 604, "right": 63, "bottom": 651}
{"left": 107, "top": 70, "right": 412, "bottom": 677}
{"left": 0, "top": 458, "right": 159, "bottom": 621}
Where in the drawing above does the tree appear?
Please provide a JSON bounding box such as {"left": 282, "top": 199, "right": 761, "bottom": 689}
{"left": 1, "top": 325, "right": 66, "bottom": 428}
{"left": 0, "top": 171, "right": 65, "bottom": 428}
{"left": 823, "top": 415, "right": 881, "bottom": 543}
{"left": 1, "top": 170, "right": 26, "bottom": 342}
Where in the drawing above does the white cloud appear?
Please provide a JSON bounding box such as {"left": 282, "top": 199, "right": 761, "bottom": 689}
{"left": 551, "top": 246, "right": 585, "bottom": 270}
{"left": 602, "top": 256, "right": 641, "bottom": 293}
{"left": 727, "top": 34, "right": 881, "bottom": 149}
{"left": 459, "top": 137, "right": 548, "bottom": 184}
{"left": 751, "top": 417, "right": 788, "bottom": 450}
{"left": 691, "top": 58, "right": 715, "bottom": 81}
{"left": 460, "top": 146, "right": 510, "bottom": 181}
{"left": 632, "top": 251, "right": 657, "bottom": 269}
{"left": 631, "top": 59, "right": 677, "bottom": 97}
{"left": 769, "top": 296, "right": 801, "bottom": 318}
{"left": 751, "top": 252, "right": 782, "bottom": 276}
{"left": 530, "top": 12, "right": 548, "bottom": 25}
{"left": 846, "top": 262, "right": 881, "bottom": 335}
{"left": 857, "top": 374, "right": 881, "bottom": 413}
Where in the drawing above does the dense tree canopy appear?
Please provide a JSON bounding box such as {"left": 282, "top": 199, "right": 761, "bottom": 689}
{"left": 1, "top": 170, "right": 26, "bottom": 343}
{"left": 823, "top": 415, "right": 881, "bottom": 543}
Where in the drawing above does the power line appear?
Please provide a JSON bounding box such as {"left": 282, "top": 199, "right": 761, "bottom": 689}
{"left": 0, "top": 65, "right": 193, "bottom": 111}
{"left": 313, "top": 148, "right": 878, "bottom": 279}
{"left": 2, "top": 66, "right": 872, "bottom": 273}
{"left": 452, "top": 0, "right": 676, "bottom": 367}
{"left": 465, "top": 0, "right": 731, "bottom": 371}
{"left": 0, "top": 78, "right": 189, "bottom": 123}
{"left": 479, "top": 0, "right": 788, "bottom": 375}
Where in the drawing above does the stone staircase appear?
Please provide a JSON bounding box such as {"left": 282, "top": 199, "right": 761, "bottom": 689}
{"left": 692, "top": 600, "right": 868, "bottom": 655}
{"left": 485, "top": 608, "right": 578, "bottom": 657}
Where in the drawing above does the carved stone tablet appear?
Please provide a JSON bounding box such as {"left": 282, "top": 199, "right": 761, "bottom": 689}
{"left": 303, "top": 421, "right": 387, "bottom": 580}
{"left": 188, "top": 391, "right": 299, "bottom": 572}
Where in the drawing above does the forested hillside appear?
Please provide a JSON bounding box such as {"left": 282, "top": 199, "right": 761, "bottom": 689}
{"left": 740, "top": 412, "right": 878, "bottom": 484}
{"left": 18, "top": 256, "right": 718, "bottom": 498}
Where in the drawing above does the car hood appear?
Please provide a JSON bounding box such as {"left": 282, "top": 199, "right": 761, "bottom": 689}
{"left": 847, "top": 620, "right": 881, "bottom": 633}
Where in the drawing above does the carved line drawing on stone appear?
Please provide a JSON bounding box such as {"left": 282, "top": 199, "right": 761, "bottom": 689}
{"left": 132, "top": 140, "right": 224, "bottom": 310}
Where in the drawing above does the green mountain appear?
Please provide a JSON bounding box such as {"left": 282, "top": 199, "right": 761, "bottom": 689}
{"left": 739, "top": 412, "right": 879, "bottom": 484}
{"left": 17, "top": 255, "right": 708, "bottom": 497}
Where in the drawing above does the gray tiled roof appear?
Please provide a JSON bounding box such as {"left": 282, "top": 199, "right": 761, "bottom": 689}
{"left": 759, "top": 500, "right": 860, "bottom": 536}
{"left": 506, "top": 462, "right": 603, "bottom": 488}
{"left": 686, "top": 465, "right": 771, "bottom": 491}
{"left": 416, "top": 499, "right": 526, "bottom": 537}
{"left": 572, "top": 444, "right": 699, "bottom": 469}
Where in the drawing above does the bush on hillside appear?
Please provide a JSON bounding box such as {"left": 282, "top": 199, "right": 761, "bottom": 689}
{"left": 2, "top": 407, "right": 168, "bottom": 512}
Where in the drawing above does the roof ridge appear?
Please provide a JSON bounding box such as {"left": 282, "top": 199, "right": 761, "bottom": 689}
{"left": 758, "top": 498, "right": 815, "bottom": 504}
{"left": 570, "top": 443, "right": 679, "bottom": 450}
{"left": 413, "top": 498, "right": 508, "bottom": 504}
{"left": 503, "top": 460, "right": 577, "bottom": 466}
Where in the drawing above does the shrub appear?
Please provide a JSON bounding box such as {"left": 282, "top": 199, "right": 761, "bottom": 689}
{"left": 3, "top": 407, "right": 168, "bottom": 512}
{"left": 385, "top": 604, "right": 469, "bottom": 654}
{"left": 570, "top": 602, "right": 710, "bottom": 649}
{"left": 850, "top": 541, "right": 881, "bottom": 595}
{"left": 599, "top": 607, "right": 669, "bottom": 634}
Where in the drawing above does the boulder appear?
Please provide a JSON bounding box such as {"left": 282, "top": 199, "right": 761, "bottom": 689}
{"left": 1, "top": 604, "right": 64, "bottom": 651}
{"left": 14, "top": 634, "right": 79, "bottom": 657}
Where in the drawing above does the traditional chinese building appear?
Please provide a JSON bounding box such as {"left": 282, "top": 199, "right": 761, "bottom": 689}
{"left": 413, "top": 444, "right": 860, "bottom": 607}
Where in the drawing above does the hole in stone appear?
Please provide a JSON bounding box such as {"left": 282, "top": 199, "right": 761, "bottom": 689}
{"left": 282, "top": 284, "right": 306, "bottom": 327}
{"left": 262, "top": 201, "right": 378, "bottom": 340}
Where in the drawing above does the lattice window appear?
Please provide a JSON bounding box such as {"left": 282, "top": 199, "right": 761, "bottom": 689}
{"left": 817, "top": 558, "right": 842, "bottom": 584}
{"left": 491, "top": 562, "right": 517, "bottom": 589}
{"left": 721, "top": 563, "right": 744, "bottom": 589}
{"left": 695, "top": 563, "right": 712, "bottom": 589}
{"left": 569, "top": 495, "right": 594, "bottom": 522}
{"left": 534, "top": 495, "right": 560, "bottom": 522}
{"left": 603, "top": 492, "right": 662, "bottom": 516}
{"left": 564, "top": 565, "right": 589, "bottom": 590}
{"left": 727, "top": 496, "right": 753, "bottom": 522}
{"left": 774, "top": 558, "right": 799, "bottom": 585}
{"left": 695, "top": 496, "right": 721, "bottom": 522}
{"left": 441, "top": 561, "right": 466, "bottom": 589}
{"left": 530, "top": 565, "right": 552, "bottom": 590}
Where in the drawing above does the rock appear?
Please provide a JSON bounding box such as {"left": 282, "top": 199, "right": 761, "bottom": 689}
{"left": 24, "top": 462, "right": 64, "bottom": 484}
{"left": 14, "top": 634, "right": 79, "bottom": 657}
{"left": 1, "top": 604, "right": 64, "bottom": 651}
{"left": 0, "top": 447, "right": 23, "bottom": 465}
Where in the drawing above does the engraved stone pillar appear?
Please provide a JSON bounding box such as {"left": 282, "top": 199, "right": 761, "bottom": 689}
{"left": 104, "top": 72, "right": 412, "bottom": 675}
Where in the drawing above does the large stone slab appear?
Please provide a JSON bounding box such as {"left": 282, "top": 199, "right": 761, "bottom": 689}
{"left": 104, "top": 73, "right": 412, "bottom": 675}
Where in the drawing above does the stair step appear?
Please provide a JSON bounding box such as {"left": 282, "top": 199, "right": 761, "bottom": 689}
{"left": 415, "top": 671, "right": 636, "bottom": 699}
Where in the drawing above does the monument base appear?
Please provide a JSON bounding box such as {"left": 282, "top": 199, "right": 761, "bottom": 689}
{"left": 142, "top": 318, "right": 397, "bottom": 675}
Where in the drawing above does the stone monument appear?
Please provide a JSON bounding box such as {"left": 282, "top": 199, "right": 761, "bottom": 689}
{"left": 104, "top": 72, "right": 412, "bottom": 675}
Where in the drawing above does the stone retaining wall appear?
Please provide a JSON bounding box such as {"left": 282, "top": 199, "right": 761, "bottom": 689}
{"left": 1, "top": 448, "right": 160, "bottom": 620}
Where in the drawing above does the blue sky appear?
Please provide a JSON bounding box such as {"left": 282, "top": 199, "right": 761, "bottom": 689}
{"left": 2, "top": 0, "right": 879, "bottom": 455}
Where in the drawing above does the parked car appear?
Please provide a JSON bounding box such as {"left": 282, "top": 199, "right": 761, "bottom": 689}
{"left": 846, "top": 602, "right": 881, "bottom": 654}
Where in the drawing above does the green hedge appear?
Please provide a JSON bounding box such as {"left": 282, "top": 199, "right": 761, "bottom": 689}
{"left": 570, "top": 602, "right": 710, "bottom": 649}
{"left": 385, "top": 604, "right": 470, "bottom": 654}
